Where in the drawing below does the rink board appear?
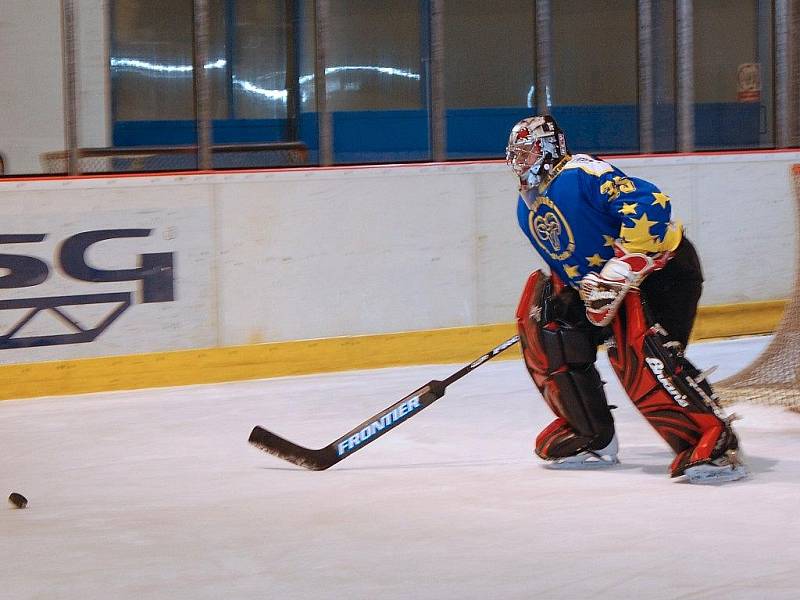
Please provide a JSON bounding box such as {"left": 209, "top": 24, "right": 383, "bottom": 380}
{"left": 0, "top": 152, "right": 797, "bottom": 397}
{"left": 0, "top": 299, "right": 785, "bottom": 401}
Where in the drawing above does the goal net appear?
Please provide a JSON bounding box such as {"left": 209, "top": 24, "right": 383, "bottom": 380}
{"left": 40, "top": 142, "right": 308, "bottom": 174}
{"left": 714, "top": 164, "right": 800, "bottom": 411}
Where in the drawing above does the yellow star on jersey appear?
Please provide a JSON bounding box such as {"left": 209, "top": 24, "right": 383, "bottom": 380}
{"left": 652, "top": 192, "right": 671, "bottom": 208}
{"left": 564, "top": 264, "right": 581, "bottom": 280}
{"left": 586, "top": 254, "right": 606, "bottom": 267}
{"left": 619, "top": 202, "right": 638, "bottom": 215}
{"left": 602, "top": 234, "right": 616, "bottom": 248}
{"left": 620, "top": 212, "right": 660, "bottom": 251}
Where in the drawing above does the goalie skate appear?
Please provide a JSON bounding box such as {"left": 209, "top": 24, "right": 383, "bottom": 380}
{"left": 683, "top": 450, "right": 749, "bottom": 484}
{"left": 544, "top": 435, "right": 619, "bottom": 469}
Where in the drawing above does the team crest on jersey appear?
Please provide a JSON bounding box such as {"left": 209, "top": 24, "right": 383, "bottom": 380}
{"left": 528, "top": 196, "right": 575, "bottom": 261}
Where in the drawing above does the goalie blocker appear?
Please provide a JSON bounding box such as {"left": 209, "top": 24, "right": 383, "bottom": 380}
{"left": 516, "top": 253, "right": 746, "bottom": 481}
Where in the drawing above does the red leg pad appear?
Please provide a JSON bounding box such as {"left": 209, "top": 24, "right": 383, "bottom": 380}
{"left": 609, "top": 291, "right": 736, "bottom": 476}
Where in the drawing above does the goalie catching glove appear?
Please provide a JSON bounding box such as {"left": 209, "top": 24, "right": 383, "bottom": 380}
{"left": 580, "top": 244, "right": 671, "bottom": 326}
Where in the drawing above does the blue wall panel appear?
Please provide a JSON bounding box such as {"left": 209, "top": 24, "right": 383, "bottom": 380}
{"left": 113, "top": 102, "right": 765, "bottom": 166}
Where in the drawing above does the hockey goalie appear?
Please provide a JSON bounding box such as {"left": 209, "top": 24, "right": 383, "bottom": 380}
{"left": 506, "top": 115, "right": 748, "bottom": 484}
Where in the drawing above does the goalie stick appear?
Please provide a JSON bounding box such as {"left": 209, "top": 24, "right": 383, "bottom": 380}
{"left": 248, "top": 335, "right": 520, "bottom": 470}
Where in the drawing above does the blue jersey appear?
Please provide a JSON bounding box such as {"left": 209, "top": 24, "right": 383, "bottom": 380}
{"left": 516, "top": 154, "right": 682, "bottom": 288}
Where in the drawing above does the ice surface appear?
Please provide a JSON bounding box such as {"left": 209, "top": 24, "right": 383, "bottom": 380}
{"left": 2, "top": 335, "right": 799, "bottom": 600}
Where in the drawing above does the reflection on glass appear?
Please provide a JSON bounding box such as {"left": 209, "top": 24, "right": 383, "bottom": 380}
{"left": 693, "top": 0, "right": 772, "bottom": 149}
{"left": 443, "top": 0, "right": 535, "bottom": 158}
{"left": 552, "top": 1, "right": 637, "bottom": 106}
{"left": 110, "top": 60, "right": 422, "bottom": 106}
{"left": 322, "top": 0, "right": 425, "bottom": 162}
{"left": 651, "top": 1, "right": 676, "bottom": 153}
{"left": 112, "top": 0, "right": 195, "bottom": 122}
{"left": 551, "top": 0, "right": 638, "bottom": 154}
{"left": 98, "top": 0, "right": 784, "bottom": 170}
{"left": 228, "top": 0, "right": 287, "bottom": 119}
{"left": 444, "top": 0, "right": 535, "bottom": 109}
{"left": 326, "top": 0, "right": 422, "bottom": 112}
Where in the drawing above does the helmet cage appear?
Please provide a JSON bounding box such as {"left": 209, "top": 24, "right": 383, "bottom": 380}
{"left": 506, "top": 138, "right": 542, "bottom": 179}
{"left": 506, "top": 116, "right": 567, "bottom": 188}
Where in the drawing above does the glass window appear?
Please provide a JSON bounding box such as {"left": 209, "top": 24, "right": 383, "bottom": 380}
{"left": 651, "top": 0, "right": 677, "bottom": 153}
{"left": 13, "top": 0, "right": 795, "bottom": 179}
{"left": 693, "top": 0, "right": 772, "bottom": 150}
{"left": 209, "top": 0, "right": 293, "bottom": 157}
{"left": 110, "top": 0, "right": 302, "bottom": 170}
{"left": 325, "top": 1, "right": 422, "bottom": 112}
{"left": 0, "top": 1, "right": 66, "bottom": 175}
{"left": 111, "top": 1, "right": 195, "bottom": 125}
{"left": 443, "top": 0, "right": 535, "bottom": 158}
{"left": 324, "top": 0, "right": 426, "bottom": 163}
{"left": 109, "top": 0, "right": 197, "bottom": 170}
{"left": 551, "top": 0, "right": 638, "bottom": 154}
{"left": 228, "top": 0, "right": 288, "bottom": 121}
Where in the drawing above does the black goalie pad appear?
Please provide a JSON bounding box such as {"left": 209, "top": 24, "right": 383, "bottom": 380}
{"left": 516, "top": 271, "right": 615, "bottom": 459}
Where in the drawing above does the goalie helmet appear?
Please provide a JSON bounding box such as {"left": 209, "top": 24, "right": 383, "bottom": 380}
{"left": 506, "top": 115, "right": 568, "bottom": 189}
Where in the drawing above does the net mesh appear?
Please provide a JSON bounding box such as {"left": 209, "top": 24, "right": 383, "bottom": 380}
{"left": 40, "top": 143, "right": 308, "bottom": 174}
{"left": 714, "top": 164, "right": 800, "bottom": 411}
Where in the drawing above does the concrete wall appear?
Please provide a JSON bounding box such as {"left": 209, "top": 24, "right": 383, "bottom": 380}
{"left": 0, "top": 151, "right": 797, "bottom": 366}
{"left": 0, "top": 1, "right": 65, "bottom": 175}
{"left": 0, "top": 0, "right": 108, "bottom": 175}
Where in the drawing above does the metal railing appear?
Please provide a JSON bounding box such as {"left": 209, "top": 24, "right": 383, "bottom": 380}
{"left": 39, "top": 142, "right": 308, "bottom": 175}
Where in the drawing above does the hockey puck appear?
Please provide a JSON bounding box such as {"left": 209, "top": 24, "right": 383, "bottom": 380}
{"left": 8, "top": 492, "right": 27, "bottom": 509}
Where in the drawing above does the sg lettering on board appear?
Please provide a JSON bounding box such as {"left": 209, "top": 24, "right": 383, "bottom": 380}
{"left": 0, "top": 229, "right": 174, "bottom": 350}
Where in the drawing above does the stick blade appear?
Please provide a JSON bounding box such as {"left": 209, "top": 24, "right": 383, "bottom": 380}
{"left": 248, "top": 426, "right": 334, "bottom": 471}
